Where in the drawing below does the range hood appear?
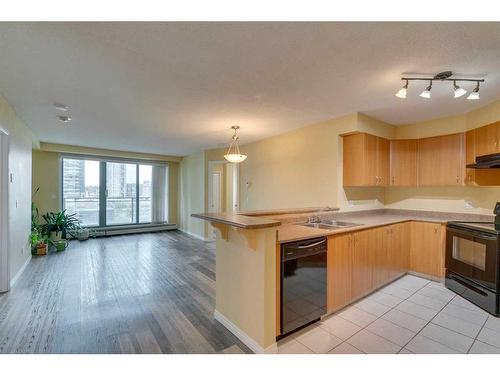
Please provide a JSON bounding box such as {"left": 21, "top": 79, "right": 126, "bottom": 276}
{"left": 467, "top": 153, "right": 500, "bottom": 169}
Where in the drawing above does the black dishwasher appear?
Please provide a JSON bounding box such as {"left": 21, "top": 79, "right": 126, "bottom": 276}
{"left": 280, "top": 237, "right": 327, "bottom": 338}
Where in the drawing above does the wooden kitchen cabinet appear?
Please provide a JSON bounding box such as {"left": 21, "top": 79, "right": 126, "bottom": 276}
{"left": 476, "top": 121, "right": 500, "bottom": 157}
{"left": 410, "top": 222, "right": 445, "bottom": 278}
{"left": 465, "top": 128, "right": 500, "bottom": 186}
{"left": 390, "top": 139, "right": 418, "bottom": 186}
{"left": 327, "top": 234, "right": 353, "bottom": 312}
{"left": 343, "top": 133, "right": 389, "bottom": 187}
{"left": 371, "top": 226, "right": 389, "bottom": 288}
{"left": 386, "top": 222, "right": 410, "bottom": 279}
{"left": 351, "top": 229, "right": 374, "bottom": 299}
{"left": 418, "top": 133, "right": 464, "bottom": 186}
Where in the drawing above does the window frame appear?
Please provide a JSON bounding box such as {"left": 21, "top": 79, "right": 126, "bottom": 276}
{"left": 59, "top": 153, "right": 167, "bottom": 228}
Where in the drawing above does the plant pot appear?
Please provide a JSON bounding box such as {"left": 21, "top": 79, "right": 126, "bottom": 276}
{"left": 50, "top": 231, "right": 63, "bottom": 242}
{"left": 77, "top": 229, "right": 90, "bottom": 241}
{"left": 54, "top": 240, "right": 69, "bottom": 252}
{"left": 35, "top": 243, "right": 48, "bottom": 256}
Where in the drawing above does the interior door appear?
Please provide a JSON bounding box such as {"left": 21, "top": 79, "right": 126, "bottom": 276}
{"left": 210, "top": 172, "right": 222, "bottom": 213}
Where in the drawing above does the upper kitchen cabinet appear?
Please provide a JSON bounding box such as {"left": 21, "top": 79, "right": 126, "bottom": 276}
{"left": 465, "top": 128, "right": 500, "bottom": 186}
{"left": 390, "top": 139, "right": 417, "bottom": 186}
{"left": 476, "top": 121, "right": 500, "bottom": 157}
{"left": 343, "top": 133, "right": 389, "bottom": 186}
{"left": 418, "top": 133, "right": 464, "bottom": 186}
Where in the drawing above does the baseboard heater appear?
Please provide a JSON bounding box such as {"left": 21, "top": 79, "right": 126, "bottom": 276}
{"left": 91, "top": 223, "right": 178, "bottom": 237}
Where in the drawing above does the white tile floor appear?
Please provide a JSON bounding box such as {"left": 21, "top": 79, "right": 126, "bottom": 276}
{"left": 277, "top": 274, "right": 500, "bottom": 354}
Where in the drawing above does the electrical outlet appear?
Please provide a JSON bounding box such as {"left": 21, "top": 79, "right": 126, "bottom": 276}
{"left": 465, "top": 201, "right": 475, "bottom": 209}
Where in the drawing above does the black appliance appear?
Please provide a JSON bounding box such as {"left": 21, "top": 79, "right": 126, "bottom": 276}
{"left": 445, "top": 202, "right": 500, "bottom": 316}
{"left": 466, "top": 152, "right": 500, "bottom": 169}
{"left": 280, "top": 237, "right": 327, "bottom": 338}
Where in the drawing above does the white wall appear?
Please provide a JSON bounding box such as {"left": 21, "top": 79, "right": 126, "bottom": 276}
{"left": 0, "top": 94, "right": 37, "bottom": 285}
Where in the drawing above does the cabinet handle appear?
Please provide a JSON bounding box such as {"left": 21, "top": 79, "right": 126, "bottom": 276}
{"left": 392, "top": 176, "right": 395, "bottom": 185}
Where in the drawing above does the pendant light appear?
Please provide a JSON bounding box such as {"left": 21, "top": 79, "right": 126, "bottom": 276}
{"left": 224, "top": 126, "right": 247, "bottom": 163}
{"left": 419, "top": 80, "right": 432, "bottom": 99}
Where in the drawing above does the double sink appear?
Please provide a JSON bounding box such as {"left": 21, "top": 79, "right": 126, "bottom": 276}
{"left": 298, "top": 219, "right": 362, "bottom": 230}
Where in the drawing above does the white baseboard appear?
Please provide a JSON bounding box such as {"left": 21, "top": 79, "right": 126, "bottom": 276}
{"left": 214, "top": 310, "right": 277, "bottom": 354}
{"left": 10, "top": 254, "right": 31, "bottom": 288}
{"left": 177, "top": 228, "right": 212, "bottom": 242}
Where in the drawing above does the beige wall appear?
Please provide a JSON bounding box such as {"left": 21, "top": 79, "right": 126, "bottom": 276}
{"left": 32, "top": 144, "right": 181, "bottom": 225}
{"left": 386, "top": 100, "right": 500, "bottom": 215}
{"left": 0, "top": 94, "right": 38, "bottom": 283}
{"left": 236, "top": 113, "right": 388, "bottom": 212}
{"left": 180, "top": 101, "right": 500, "bottom": 232}
{"left": 179, "top": 151, "right": 206, "bottom": 238}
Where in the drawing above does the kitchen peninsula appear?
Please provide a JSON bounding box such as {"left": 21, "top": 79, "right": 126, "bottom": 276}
{"left": 193, "top": 208, "right": 495, "bottom": 353}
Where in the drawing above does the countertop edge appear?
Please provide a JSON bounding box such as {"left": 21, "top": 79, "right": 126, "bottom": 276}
{"left": 191, "top": 213, "right": 281, "bottom": 229}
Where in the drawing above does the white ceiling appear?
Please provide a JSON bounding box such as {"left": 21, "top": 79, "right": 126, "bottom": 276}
{"left": 1, "top": 22, "right": 500, "bottom": 156}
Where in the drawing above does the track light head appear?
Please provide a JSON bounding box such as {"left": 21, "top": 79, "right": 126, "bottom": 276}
{"left": 467, "top": 82, "right": 480, "bottom": 100}
{"left": 453, "top": 81, "right": 467, "bottom": 98}
{"left": 395, "top": 80, "right": 408, "bottom": 99}
{"left": 419, "top": 81, "right": 432, "bottom": 99}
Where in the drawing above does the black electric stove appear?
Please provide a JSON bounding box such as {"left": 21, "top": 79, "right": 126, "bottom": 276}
{"left": 445, "top": 203, "right": 500, "bottom": 316}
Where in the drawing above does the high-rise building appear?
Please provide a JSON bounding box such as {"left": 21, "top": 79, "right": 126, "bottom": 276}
{"left": 62, "top": 159, "right": 85, "bottom": 198}
{"left": 107, "top": 163, "right": 126, "bottom": 197}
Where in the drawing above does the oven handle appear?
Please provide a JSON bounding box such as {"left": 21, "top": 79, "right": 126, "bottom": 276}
{"left": 448, "top": 274, "right": 488, "bottom": 296}
{"left": 289, "top": 239, "right": 327, "bottom": 250}
{"left": 448, "top": 227, "right": 497, "bottom": 241}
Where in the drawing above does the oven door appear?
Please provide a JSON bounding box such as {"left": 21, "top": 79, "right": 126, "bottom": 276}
{"left": 446, "top": 227, "right": 499, "bottom": 291}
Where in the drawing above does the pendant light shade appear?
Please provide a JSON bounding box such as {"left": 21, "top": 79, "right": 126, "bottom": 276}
{"left": 224, "top": 126, "right": 247, "bottom": 163}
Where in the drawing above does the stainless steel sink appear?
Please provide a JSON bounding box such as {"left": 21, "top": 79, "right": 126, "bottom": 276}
{"left": 298, "top": 221, "right": 361, "bottom": 230}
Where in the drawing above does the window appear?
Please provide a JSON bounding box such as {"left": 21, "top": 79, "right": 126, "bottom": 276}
{"left": 62, "top": 159, "right": 100, "bottom": 227}
{"left": 61, "top": 156, "right": 168, "bottom": 227}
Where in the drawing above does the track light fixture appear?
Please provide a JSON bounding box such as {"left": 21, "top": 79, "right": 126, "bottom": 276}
{"left": 395, "top": 71, "right": 484, "bottom": 100}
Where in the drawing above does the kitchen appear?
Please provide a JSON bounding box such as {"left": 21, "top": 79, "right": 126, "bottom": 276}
{"left": 193, "top": 106, "right": 500, "bottom": 354}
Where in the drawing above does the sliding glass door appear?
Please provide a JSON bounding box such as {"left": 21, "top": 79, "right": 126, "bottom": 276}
{"left": 62, "top": 156, "right": 167, "bottom": 227}
{"left": 106, "top": 162, "right": 137, "bottom": 225}
{"left": 62, "top": 158, "right": 100, "bottom": 227}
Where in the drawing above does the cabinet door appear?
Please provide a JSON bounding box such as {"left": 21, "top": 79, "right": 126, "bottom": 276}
{"left": 377, "top": 137, "right": 390, "bottom": 186}
{"left": 410, "top": 222, "right": 444, "bottom": 278}
{"left": 327, "top": 234, "right": 352, "bottom": 312}
{"left": 351, "top": 230, "right": 373, "bottom": 299}
{"left": 439, "top": 133, "right": 464, "bottom": 186}
{"left": 364, "top": 133, "right": 379, "bottom": 185}
{"left": 465, "top": 129, "right": 476, "bottom": 186}
{"left": 476, "top": 122, "right": 499, "bottom": 157}
{"left": 418, "top": 134, "right": 463, "bottom": 186}
{"left": 390, "top": 139, "right": 417, "bottom": 186}
{"left": 371, "top": 226, "right": 389, "bottom": 288}
{"left": 388, "top": 222, "right": 410, "bottom": 278}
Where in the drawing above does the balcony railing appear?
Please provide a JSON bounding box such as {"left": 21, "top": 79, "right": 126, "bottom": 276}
{"left": 63, "top": 197, "right": 152, "bottom": 227}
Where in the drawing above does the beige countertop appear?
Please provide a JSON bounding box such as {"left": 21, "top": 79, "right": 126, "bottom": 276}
{"left": 278, "top": 210, "right": 494, "bottom": 243}
{"left": 191, "top": 212, "right": 281, "bottom": 229}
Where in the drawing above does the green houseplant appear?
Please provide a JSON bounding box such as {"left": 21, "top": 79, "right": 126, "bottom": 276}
{"left": 42, "top": 210, "right": 82, "bottom": 242}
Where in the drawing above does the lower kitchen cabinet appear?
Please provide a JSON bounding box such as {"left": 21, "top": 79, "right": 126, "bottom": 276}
{"left": 327, "top": 233, "right": 353, "bottom": 312}
{"left": 351, "top": 229, "right": 374, "bottom": 300}
{"left": 410, "top": 221, "right": 445, "bottom": 278}
{"left": 387, "top": 222, "right": 410, "bottom": 279}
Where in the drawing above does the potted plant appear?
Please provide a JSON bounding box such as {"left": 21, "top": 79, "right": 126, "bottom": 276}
{"left": 42, "top": 210, "right": 82, "bottom": 242}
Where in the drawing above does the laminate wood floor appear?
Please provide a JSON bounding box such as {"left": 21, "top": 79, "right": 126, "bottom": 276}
{"left": 0, "top": 231, "right": 251, "bottom": 354}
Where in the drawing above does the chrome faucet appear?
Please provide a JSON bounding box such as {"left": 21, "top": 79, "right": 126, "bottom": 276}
{"left": 307, "top": 215, "right": 321, "bottom": 224}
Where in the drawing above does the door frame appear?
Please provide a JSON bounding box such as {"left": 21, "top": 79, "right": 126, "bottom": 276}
{"left": 208, "top": 160, "right": 225, "bottom": 213}
{"left": 0, "top": 128, "right": 10, "bottom": 292}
